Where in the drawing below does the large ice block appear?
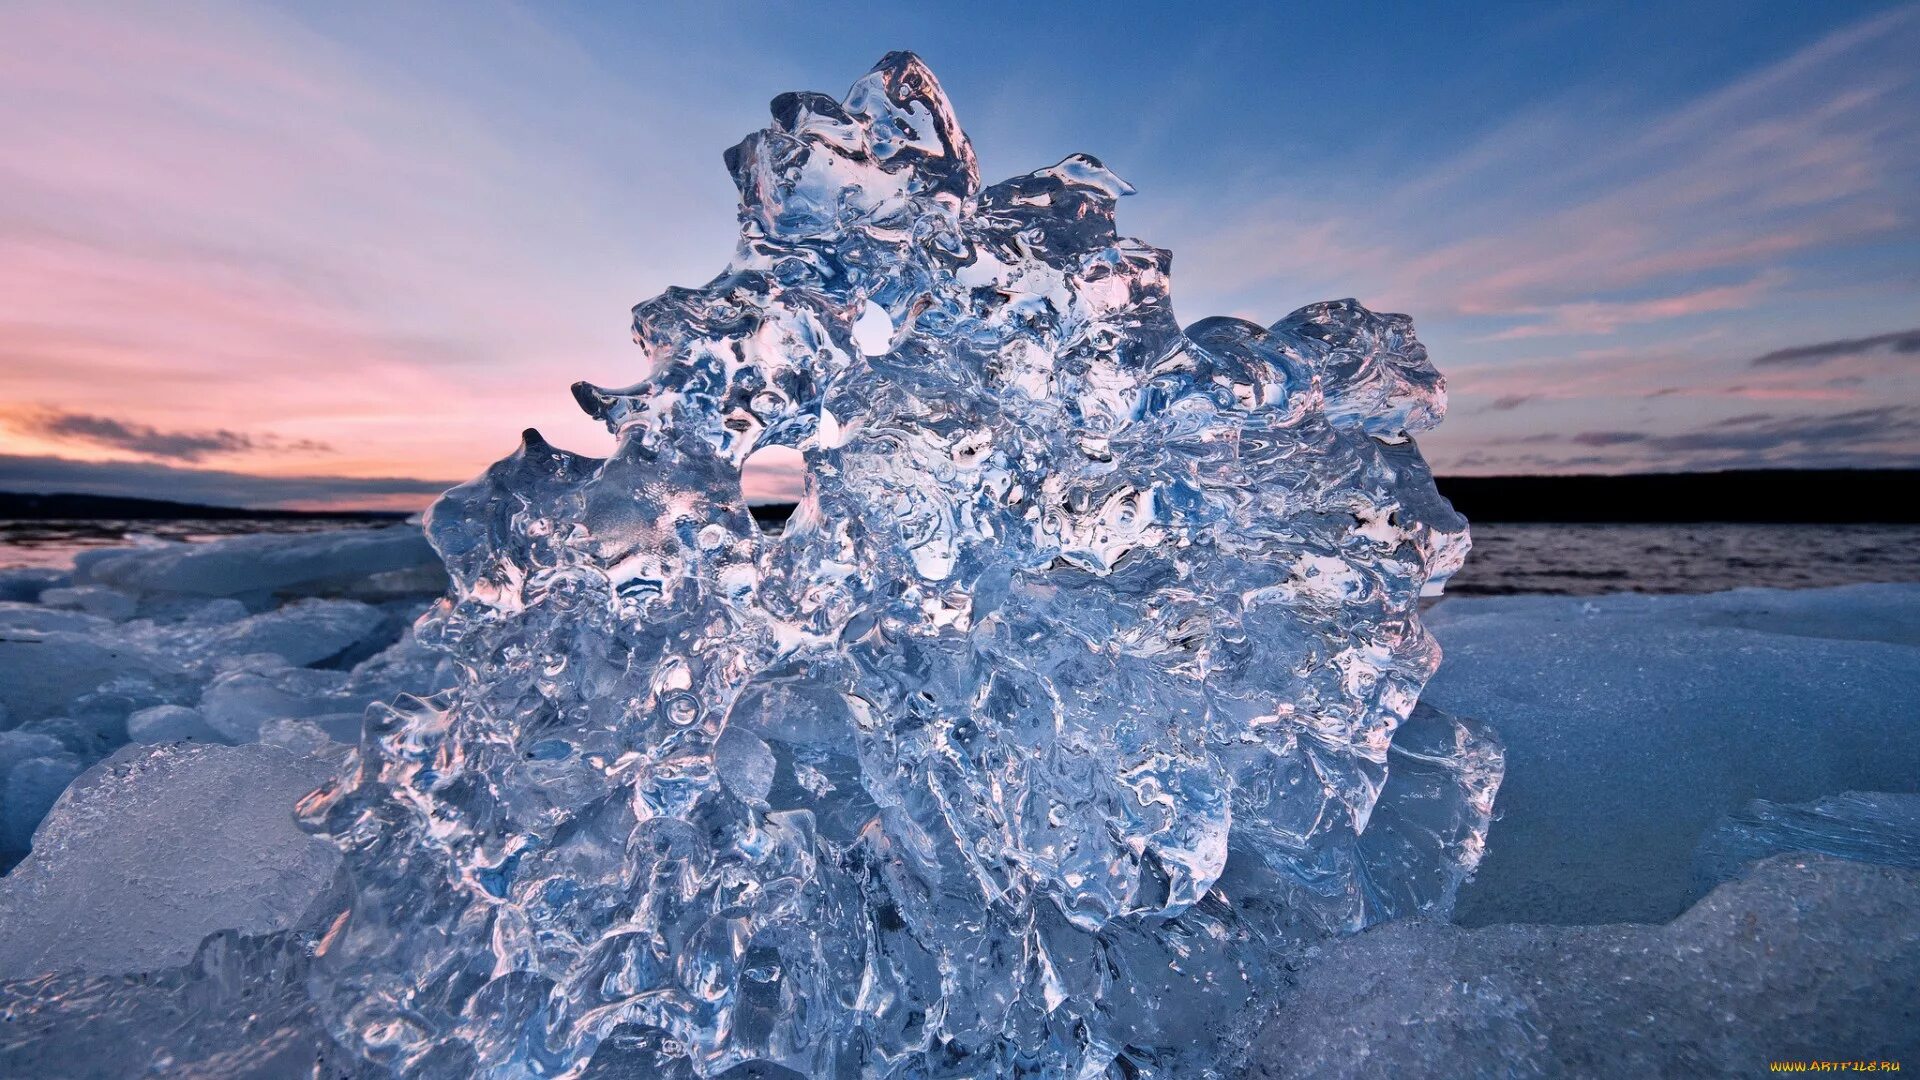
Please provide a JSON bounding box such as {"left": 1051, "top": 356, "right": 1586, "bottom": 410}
{"left": 0, "top": 742, "right": 340, "bottom": 980}
{"left": 294, "top": 52, "right": 1492, "bottom": 1077}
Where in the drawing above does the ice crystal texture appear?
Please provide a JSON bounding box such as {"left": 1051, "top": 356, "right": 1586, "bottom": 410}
{"left": 298, "top": 53, "right": 1499, "bottom": 1077}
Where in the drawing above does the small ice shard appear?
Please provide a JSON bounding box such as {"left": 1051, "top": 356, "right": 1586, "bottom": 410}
{"left": 258, "top": 717, "right": 350, "bottom": 760}
{"left": 184, "top": 597, "right": 389, "bottom": 668}
{"left": 295, "top": 53, "right": 1494, "bottom": 1077}
{"left": 1693, "top": 790, "right": 1920, "bottom": 896}
{"left": 126, "top": 703, "right": 224, "bottom": 746}
{"left": 0, "top": 742, "right": 340, "bottom": 981}
{"left": 197, "top": 661, "right": 351, "bottom": 744}
{"left": 38, "top": 585, "right": 137, "bottom": 621}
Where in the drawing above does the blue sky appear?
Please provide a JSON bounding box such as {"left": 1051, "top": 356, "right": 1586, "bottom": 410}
{"left": 1, "top": 0, "right": 1916, "bottom": 506}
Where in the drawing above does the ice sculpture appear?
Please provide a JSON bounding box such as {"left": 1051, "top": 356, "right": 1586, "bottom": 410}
{"left": 297, "top": 53, "right": 1501, "bottom": 1077}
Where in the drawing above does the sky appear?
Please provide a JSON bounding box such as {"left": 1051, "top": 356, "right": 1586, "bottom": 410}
{"left": 1, "top": 1, "right": 1916, "bottom": 509}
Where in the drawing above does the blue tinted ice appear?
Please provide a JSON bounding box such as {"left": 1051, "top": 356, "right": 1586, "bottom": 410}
{"left": 297, "top": 53, "right": 1499, "bottom": 1077}
{"left": 1694, "top": 791, "right": 1920, "bottom": 897}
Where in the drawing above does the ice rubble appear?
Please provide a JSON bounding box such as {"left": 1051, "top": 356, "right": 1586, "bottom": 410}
{"left": 0, "top": 932, "right": 364, "bottom": 1080}
{"left": 0, "top": 525, "right": 448, "bottom": 867}
{"left": 1233, "top": 585, "right": 1920, "bottom": 1075}
{"left": 0, "top": 567, "right": 68, "bottom": 603}
{"left": 80, "top": 526, "right": 442, "bottom": 599}
{"left": 1240, "top": 855, "right": 1920, "bottom": 1077}
{"left": 276, "top": 52, "right": 1497, "bottom": 1077}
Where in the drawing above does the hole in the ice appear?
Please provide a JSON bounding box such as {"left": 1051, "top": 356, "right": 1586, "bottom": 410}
{"left": 742, "top": 444, "right": 804, "bottom": 535}
{"left": 751, "top": 502, "right": 796, "bottom": 535}
{"left": 853, "top": 299, "right": 894, "bottom": 356}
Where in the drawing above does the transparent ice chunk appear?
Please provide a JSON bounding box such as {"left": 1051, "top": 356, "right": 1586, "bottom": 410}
{"left": 1693, "top": 791, "right": 1920, "bottom": 897}
{"left": 107, "top": 51, "right": 1488, "bottom": 1077}
{"left": 126, "top": 703, "right": 224, "bottom": 746}
{"left": 0, "top": 931, "right": 364, "bottom": 1079}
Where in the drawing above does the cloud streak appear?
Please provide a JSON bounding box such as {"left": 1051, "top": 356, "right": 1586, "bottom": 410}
{"left": 1481, "top": 274, "right": 1786, "bottom": 341}
{"left": 1750, "top": 329, "right": 1920, "bottom": 368}
{"left": 1560, "top": 407, "right": 1920, "bottom": 458}
{"left": 1171, "top": 2, "right": 1920, "bottom": 334}
{"left": 13, "top": 409, "right": 332, "bottom": 461}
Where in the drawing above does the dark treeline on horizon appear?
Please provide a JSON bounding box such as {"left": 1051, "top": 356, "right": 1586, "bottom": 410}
{"left": 1434, "top": 469, "right": 1918, "bottom": 524}
{"left": 6, "top": 468, "right": 1918, "bottom": 526}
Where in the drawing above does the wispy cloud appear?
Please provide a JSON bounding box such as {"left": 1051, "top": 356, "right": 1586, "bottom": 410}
{"left": 1482, "top": 274, "right": 1786, "bottom": 341}
{"left": 1568, "top": 432, "right": 1650, "bottom": 448}
{"left": 11, "top": 409, "right": 332, "bottom": 461}
{"left": 1750, "top": 328, "right": 1920, "bottom": 368}
{"left": 1543, "top": 407, "right": 1920, "bottom": 461}
{"left": 1164, "top": 5, "right": 1920, "bottom": 347}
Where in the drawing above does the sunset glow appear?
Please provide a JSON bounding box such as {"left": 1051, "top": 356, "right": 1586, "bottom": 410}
{"left": 2, "top": 1, "right": 1916, "bottom": 509}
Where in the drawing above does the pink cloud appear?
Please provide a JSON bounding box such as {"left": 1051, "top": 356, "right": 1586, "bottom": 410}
{"left": 1480, "top": 272, "right": 1786, "bottom": 341}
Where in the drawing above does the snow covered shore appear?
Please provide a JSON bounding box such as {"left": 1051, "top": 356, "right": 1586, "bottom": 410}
{"left": 1, "top": 529, "right": 1916, "bottom": 1075}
